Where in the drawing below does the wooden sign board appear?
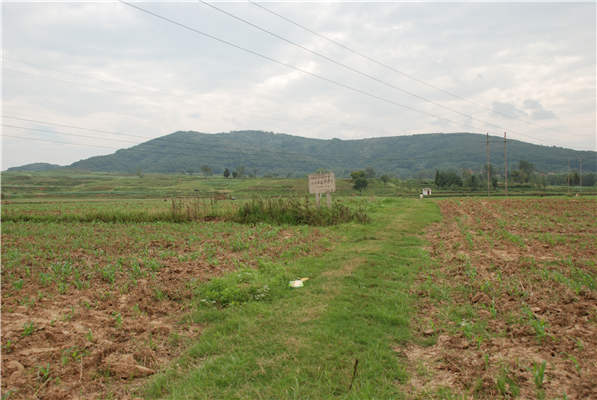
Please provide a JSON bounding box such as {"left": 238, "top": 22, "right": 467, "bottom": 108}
{"left": 308, "top": 172, "right": 336, "bottom": 194}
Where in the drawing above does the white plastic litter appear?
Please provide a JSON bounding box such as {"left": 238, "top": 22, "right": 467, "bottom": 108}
{"left": 288, "top": 277, "right": 309, "bottom": 288}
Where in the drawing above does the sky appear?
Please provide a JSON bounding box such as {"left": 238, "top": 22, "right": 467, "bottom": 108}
{"left": 2, "top": 1, "right": 596, "bottom": 169}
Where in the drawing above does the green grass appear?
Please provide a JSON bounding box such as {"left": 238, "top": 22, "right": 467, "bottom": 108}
{"left": 2, "top": 197, "right": 370, "bottom": 226}
{"left": 3, "top": 170, "right": 587, "bottom": 201}
{"left": 142, "top": 197, "right": 440, "bottom": 399}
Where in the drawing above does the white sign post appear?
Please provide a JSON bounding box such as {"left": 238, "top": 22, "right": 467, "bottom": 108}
{"left": 308, "top": 172, "right": 336, "bottom": 208}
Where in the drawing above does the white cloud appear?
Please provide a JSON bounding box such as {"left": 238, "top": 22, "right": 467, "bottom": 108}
{"left": 2, "top": 2, "right": 595, "bottom": 168}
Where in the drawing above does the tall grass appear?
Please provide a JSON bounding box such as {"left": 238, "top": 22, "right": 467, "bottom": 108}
{"left": 2, "top": 197, "right": 369, "bottom": 226}
{"left": 235, "top": 197, "right": 369, "bottom": 226}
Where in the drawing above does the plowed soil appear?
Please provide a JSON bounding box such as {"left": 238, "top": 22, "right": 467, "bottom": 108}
{"left": 1, "top": 221, "right": 326, "bottom": 399}
{"left": 408, "top": 197, "right": 596, "bottom": 399}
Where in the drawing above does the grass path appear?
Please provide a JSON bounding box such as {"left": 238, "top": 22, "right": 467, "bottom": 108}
{"left": 144, "top": 198, "right": 440, "bottom": 399}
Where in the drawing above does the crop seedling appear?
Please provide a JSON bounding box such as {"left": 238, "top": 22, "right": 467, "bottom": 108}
{"left": 567, "top": 355, "right": 581, "bottom": 374}
{"left": 38, "top": 272, "right": 52, "bottom": 287}
{"left": 489, "top": 300, "right": 498, "bottom": 318}
{"left": 102, "top": 264, "right": 118, "bottom": 284}
{"left": 523, "top": 306, "right": 548, "bottom": 342}
{"left": 2, "top": 340, "right": 13, "bottom": 354}
{"left": 12, "top": 278, "right": 23, "bottom": 290}
{"left": 22, "top": 321, "right": 35, "bottom": 337}
{"left": 153, "top": 288, "right": 166, "bottom": 301}
{"left": 533, "top": 361, "right": 546, "bottom": 400}
{"left": 37, "top": 363, "right": 51, "bottom": 383}
{"left": 533, "top": 361, "right": 546, "bottom": 388}
{"left": 112, "top": 312, "right": 123, "bottom": 329}
{"left": 496, "top": 366, "right": 520, "bottom": 398}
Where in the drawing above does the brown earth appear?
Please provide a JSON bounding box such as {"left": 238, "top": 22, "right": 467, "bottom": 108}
{"left": 1, "top": 224, "right": 327, "bottom": 399}
{"left": 406, "top": 198, "right": 597, "bottom": 399}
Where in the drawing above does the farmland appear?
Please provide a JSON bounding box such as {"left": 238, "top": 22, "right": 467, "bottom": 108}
{"left": 1, "top": 175, "right": 596, "bottom": 399}
{"left": 1, "top": 205, "right": 329, "bottom": 398}
{"left": 412, "top": 197, "right": 597, "bottom": 399}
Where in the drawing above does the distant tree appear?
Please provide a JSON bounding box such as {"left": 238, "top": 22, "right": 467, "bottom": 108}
{"left": 380, "top": 174, "right": 390, "bottom": 185}
{"left": 232, "top": 171, "right": 238, "bottom": 178}
{"left": 223, "top": 168, "right": 230, "bottom": 178}
{"left": 234, "top": 166, "right": 245, "bottom": 178}
{"left": 351, "top": 170, "right": 368, "bottom": 192}
{"left": 200, "top": 165, "right": 213, "bottom": 176}
{"left": 510, "top": 169, "right": 523, "bottom": 183}
{"left": 469, "top": 175, "right": 479, "bottom": 190}
{"left": 462, "top": 169, "right": 479, "bottom": 191}
{"left": 519, "top": 160, "right": 535, "bottom": 175}
{"left": 536, "top": 174, "right": 546, "bottom": 189}
{"left": 365, "top": 167, "right": 376, "bottom": 178}
{"left": 518, "top": 160, "right": 535, "bottom": 183}
{"left": 136, "top": 168, "right": 143, "bottom": 178}
{"left": 583, "top": 173, "right": 596, "bottom": 187}
{"left": 482, "top": 164, "right": 498, "bottom": 179}
{"left": 434, "top": 169, "right": 462, "bottom": 188}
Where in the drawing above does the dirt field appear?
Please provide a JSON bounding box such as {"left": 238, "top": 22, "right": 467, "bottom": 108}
{"left": 1, "top": 220, "right": 326, "bottom": 399}
{"left": 408, "top": 197, "right": 596, "bottom": 399}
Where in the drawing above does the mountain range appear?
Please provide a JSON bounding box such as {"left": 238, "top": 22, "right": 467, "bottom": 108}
{"left": 7, "top": 131, "right": 596, "bottom": 177}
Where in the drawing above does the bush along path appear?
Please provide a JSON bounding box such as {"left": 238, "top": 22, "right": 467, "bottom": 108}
{"left": 143, "top": 198, "right": 441, "bottom": 399}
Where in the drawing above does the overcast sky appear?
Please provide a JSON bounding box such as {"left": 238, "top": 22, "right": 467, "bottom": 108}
{"left": 2, "top": 1, "right": 595, "bottom": 169}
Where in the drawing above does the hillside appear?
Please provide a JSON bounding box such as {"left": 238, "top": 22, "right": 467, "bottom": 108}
{"left": 19, "top": 131, "right": 597, "bottom": 177}
{"left": 6, "top": 162, "right": 63, "bottom": 172}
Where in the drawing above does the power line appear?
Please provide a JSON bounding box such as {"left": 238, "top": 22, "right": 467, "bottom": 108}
{"left": 3, "top": 116, "right": 150, "bottom": 140}
{"left": 125, "top": 1, "right": 552, "bottom": 146}
{"left": 6, "top": 4, "right": 551, "bottom": 146}
{"left": 4, "top": 58, "right": 201, "bottom": 103}
{"left": 1, "top": 120, "right": 345, "bottom": 162}
{"left": 200, "top": 1, "right": 510, "bottom": 133}
{"left": 3, "top": 66, "right": 145, "bottom": 98}
{"left": 2, "top": 124, "right": 141, "bottom": 145}
{"left": 249, "top": 1, "right": 564, "bottom": 138}
{"left": 2, "top": 133, "right": 118, "bottom": 150}
{"left": 3, "top": 119, "right": 510, "bottom": 165}
{"left": 119, "top": 0, "right": 484, "bottom": 134}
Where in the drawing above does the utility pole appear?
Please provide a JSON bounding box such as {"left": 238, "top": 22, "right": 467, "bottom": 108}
{"left": 486, "top": 132, "right": 490, "bottom": 197}
{"left": 579, "top": 158, "right": 583, "bottom": 193}
{"left": 504, "top": 132, "right": 508, "bottom": 196}
{"left": 567, "top": 159, "right": 570, "bottom": 195}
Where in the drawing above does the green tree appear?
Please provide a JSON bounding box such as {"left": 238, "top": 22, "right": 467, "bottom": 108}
{"left": 380, "top": 175, "right": 390, "bottom": 185}
{"left": 434, "top": 169, "right": 462, "bottom": 188}
{"left": 351, "top": 170, "right": 368, "bottom": 192}
{"left": 518, "top": 160, "right": 535, "bottom": 183}
{"left": 234, "top": 166, "right": 245, "bottom": 178}
{"left": 223, "top": 168, "right": 230, "bottom": 178}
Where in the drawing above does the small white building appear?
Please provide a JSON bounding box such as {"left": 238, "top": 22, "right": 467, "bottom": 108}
{"left": 422, "top": 188, "right": 432, "bottom": 196}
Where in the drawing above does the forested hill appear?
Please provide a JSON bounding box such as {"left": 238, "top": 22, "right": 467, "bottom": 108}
{"left": 6, "top": 162, "right": 62, "bottom": 172}
{"left": 20, "top": 131, "right": 597, "bottom": 177}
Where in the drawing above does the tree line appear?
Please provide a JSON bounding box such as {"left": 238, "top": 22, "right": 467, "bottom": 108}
{"left": 433, "top": 160, "right": 596, "bottom": 189}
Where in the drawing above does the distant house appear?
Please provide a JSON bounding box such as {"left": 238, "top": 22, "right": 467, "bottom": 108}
{"left": 422, "top": 188, "right": 432, "bottom": 196}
